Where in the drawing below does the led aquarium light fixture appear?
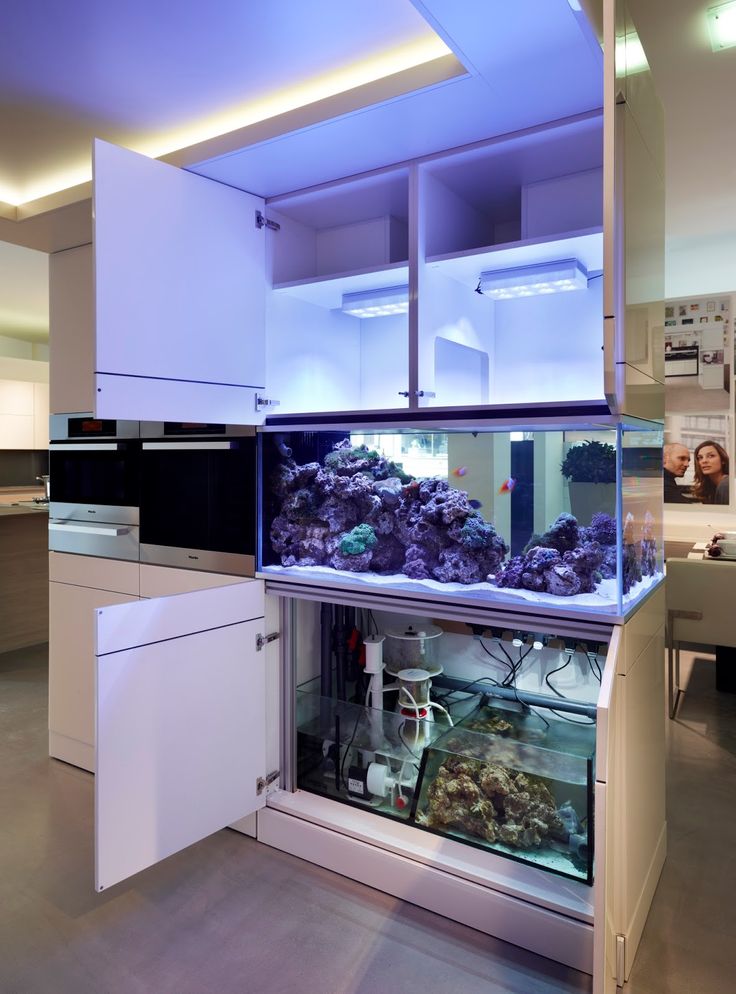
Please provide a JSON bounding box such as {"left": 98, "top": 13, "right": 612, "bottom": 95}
{"left": 478, "top": 259, "right": 588, "bottom": 300}
{"left": 341, "top": 285, "right": 409, "bottom": 318}
{"left": 708, "top": 2, "right": 736, "bottom": 51}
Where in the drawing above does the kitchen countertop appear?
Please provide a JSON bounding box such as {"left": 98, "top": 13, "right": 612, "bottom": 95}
{"left": 0, "top": 503, "right": 49, "bottom": 518}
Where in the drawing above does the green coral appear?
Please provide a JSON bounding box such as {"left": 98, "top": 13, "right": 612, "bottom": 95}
{"left": 339, "top": 524, "right": 378, "bottom": 556}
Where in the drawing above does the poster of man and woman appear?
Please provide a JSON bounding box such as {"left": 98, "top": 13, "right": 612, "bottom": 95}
{"left": 663, "top": 430, "right": 729, "bottom": 505}
{"left": 663, "top": 294, "right": 733, "bottom": 509}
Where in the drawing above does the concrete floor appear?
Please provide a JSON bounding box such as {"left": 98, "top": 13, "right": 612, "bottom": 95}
{"left": 0, "top": 645, "right": 733, "bottom": 994}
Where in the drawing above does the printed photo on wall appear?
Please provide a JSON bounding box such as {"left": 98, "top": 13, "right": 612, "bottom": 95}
{"left": 678, "top": 305, "right": 687, "bottom": 317}
{"left": 700, "top": 316, "right": 709, "bottom": 323}
{"left": 707, "top": 301, "right": 716, "bottom": 312}
{"left": 665, "top": 305, "right": 675, "bottom": 319}
{"left": 664, "top": 414, "right": 731, "bottom": 507}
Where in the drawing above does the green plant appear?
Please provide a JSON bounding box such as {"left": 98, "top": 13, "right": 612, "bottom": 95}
{"left": 560, "top": 440, "right": 616, "bottom": 484}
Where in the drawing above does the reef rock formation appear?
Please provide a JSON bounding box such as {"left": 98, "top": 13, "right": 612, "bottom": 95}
{"left": 419, "top": 755, "right": 565, "bottom": 849}
{"left": 270, "top": 441, "right": 508, "bottom": 583}
{"left": 494, "top": 513, "right": 605, "bottom": 597}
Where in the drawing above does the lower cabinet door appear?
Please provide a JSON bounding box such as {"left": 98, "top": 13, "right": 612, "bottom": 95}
{"left": 95, "top": 582, "right": 267, "bottom": 891}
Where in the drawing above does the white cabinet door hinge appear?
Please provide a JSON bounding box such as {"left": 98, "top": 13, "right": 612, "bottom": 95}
{"left": 256, "top": 770, "right": 280, "bottom": 795}
{"left": 256, "top": 631, "right": 280, "bottom": 651}
{"left": 255, "top": 210, "right": 281, "bottom": 232}
{"left": 255, "top": 395, "right": 281, "bottom": 411}
{"left": 615, "top": 934, "right": 626, "bottom": 988}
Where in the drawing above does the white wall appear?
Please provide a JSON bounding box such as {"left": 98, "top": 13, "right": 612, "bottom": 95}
{"left": 666, "top": 234, "right": 736, "bottom": 299}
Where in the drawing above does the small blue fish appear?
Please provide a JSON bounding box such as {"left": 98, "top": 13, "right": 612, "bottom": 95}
{"left": 452, "top": 466, "right": 468, "bottom": 477}
{"left": 468, "top": 499, "right": 483, "bottom": 509}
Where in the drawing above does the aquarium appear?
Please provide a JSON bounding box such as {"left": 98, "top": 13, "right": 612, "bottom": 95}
{"left": 294, "top": 604, "right": 602, "bottom": 883}
{"left": 259, "top": 419, "right": 663, "bottom": 620}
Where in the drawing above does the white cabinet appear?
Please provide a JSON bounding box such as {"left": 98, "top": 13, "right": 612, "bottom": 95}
{"left": 95, "top": 581, "right": 267, "bottom": 891}
{"left": 48, "top": 556, "right": 257, "bottom": 773}
{"left": 76, "top": 116, "right": 610, "bottom": 424}
{"left": 32, "top": 382, "right": 49, "bottom": 449}
{"left": 48, "top": 552, "right": 140, "bottom": 772}
{"left": 0, "top": 379, "right": 34, "bottom": 448}
{"left": 49, "top": 243, "right": 95, "bottom": 415}
{"left": 0, "top": 378, "right": 50, "bottom": 449}
{"left": 93, "top": 140, "right": 267, "bottom": 424}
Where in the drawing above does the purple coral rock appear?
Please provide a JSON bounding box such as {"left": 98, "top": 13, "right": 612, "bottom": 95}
{"left": 330, "top": 549, "right": 374, "bottom": 572}
{"left": 403, "top": 543, "right": 437, "bottom": 580}
{"left": 432, "top": 549, "right": 485, "bottom": 585}
{"left": 544, "top": 565, "right": 582, "bottom": 597}
{"left": 536, "top": 513, "right": 580, "bottom": 554}
{"left": 373, "top": 477, "right": 403, "bottom": 508}
{"left": 599, "top": 546, "right": 617, "bottom": 579}
{"left": 493, "top": 555, "right": 526, "bottom": 588}
{"left": 562, "top": 543, "right": 604, "bottom": 593}
{"left": 588, "top": 512, "right": 616, "bottom": 547}
{"left": 370, "top": 535, "right": 406, "bottom": 573}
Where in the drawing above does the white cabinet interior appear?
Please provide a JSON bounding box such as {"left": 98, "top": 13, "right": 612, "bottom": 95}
{"left": 66, "top": 112, "right": 612, "bottom": 424}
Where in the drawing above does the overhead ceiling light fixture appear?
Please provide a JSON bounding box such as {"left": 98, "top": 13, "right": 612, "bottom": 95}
{"left": 477, "top": 260, "right": 589, "bottom": 300}
{"left": 341, "top": 285, "right": 409, "bottom": 318}
{"left": 707, "top": 2, "right": 736, "bottom": 51}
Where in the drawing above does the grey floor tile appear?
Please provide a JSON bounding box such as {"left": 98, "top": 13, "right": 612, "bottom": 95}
{"left": 2, "top": 644, "right": 735, "bottom": 994}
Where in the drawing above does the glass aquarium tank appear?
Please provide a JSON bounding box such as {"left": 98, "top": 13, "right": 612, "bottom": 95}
{"left": 259, "top": 419, "right": 663, "bottom": 620}
{"left": 294, "top": 605, "right": 602, "bottom": 884}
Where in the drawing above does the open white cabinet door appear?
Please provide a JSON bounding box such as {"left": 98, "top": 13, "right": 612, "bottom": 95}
{"left": 95, "top": 582, "right": 267, "bottom": 892}
{"left": 93, "top": 139, "right": 266, "bottom": 424}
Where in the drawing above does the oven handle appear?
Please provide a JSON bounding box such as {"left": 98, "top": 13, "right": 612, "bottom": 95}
{"left": 49, "top": 522, "right": 130, "bottom": 537}
{"left": 49, "top": 443, "right": 122, "bottom": 451}
{"left": 142, "top": 441, "right": 234, "bottom": 450}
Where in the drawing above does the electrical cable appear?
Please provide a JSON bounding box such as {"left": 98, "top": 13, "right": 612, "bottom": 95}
{"left": 544, "top": 654, "right": 572, "bottom": 699}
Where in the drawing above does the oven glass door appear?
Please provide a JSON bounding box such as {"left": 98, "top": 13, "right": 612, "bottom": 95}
{"left": 140, "top": 440, "right": 255, "bottom": 557}
{"left": 49, "top": 442, "right": 140, "bottom": 508}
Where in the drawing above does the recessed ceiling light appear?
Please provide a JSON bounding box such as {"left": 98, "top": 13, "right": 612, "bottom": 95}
{"left": 707, "top": 2, "right": 736, "bottom": 51}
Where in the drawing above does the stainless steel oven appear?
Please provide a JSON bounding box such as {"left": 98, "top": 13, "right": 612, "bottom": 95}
{"left": 139, "top": 422, "right": 256, "bottom": 575}
{"left": 48, "top": 414, "right": 140, "bottom": 561}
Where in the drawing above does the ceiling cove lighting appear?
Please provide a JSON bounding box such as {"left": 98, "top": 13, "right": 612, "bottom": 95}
{"left": 342, "top": 285, "right": 409, "bottom": 318}
{"left": 708, "top": 2, "right": 736, "bottom": 51}
{"left": 477, "top": 260, "right": 589, "bottom": 300}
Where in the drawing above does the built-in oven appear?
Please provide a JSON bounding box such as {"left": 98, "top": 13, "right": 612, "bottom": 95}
{"left": 48, "top": 414, "right": 141, "bottom": 561}
{"left": 139, "top": 422, "right": 256, "bottom": 575}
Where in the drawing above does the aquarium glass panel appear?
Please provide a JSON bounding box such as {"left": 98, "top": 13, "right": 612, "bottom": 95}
{"left": 260, "top": 422, "right": 663, "bottom": 619}
{"left": 620, "top": 423, "right": 664, "bottom": 614}
{"left": 294, "top": 603, "right": 603, "bottom": 883}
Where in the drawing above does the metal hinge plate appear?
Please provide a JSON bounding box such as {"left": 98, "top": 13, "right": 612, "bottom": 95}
{"left": 255, "top": 395, "right": 281, "bottom": 412}
{"left": 255, "top": 209, "right": 281, "bottom": 232}
{"left": 256, "top": 631, "right": 280, "bottom": 651}
{"left": 615, "top": 934, "right": 626, "bottom": 987}
{"left": 256, "top": 770, "right": 280, "bottom": 795}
